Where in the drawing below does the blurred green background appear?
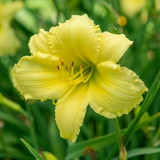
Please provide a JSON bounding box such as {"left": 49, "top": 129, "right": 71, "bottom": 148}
{"left": 0, "top": 0, "right": 160, "bottom": 160}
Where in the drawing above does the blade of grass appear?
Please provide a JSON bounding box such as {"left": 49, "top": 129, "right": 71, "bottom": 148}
{"left": 21, "top": 139, "right": 44, "bottom": 160}
{"left": 127, "top": 147, "right": 160, "bottom": 158}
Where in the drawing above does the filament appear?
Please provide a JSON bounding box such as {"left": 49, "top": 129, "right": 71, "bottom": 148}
{"left": 57, "top": 59, "right": 94, "bottom": 85}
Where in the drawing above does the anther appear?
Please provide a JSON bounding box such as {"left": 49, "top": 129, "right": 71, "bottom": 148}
{"left": 59, "top": 58, "right": 64, "bottom": 66}
{"left": 71, "top": 61, "right": 74, "bottom": 67}
{"left": 57, "top": 65, "right": 60, "bottom": 71}
{"left": 66, "top": 66, "right": 69, "bottom": 72}
{"left": 61, "top": 61, "right": 64, "bottom": 66}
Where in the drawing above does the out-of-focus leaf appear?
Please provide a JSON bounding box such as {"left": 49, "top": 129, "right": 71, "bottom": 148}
{"left": 128, "top": 147, "right": 160, "bottom": 158}
{"left": 0, "top": 110, "right": 27, "bottom": 131}
{"left": 15, "top": 8, "right": 39, "bottom": 33}
{"left": 0, "top": 146, "right": 31, "bottom": 160}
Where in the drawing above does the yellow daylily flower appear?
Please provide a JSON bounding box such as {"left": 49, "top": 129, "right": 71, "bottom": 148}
{"left": 12, "top": 15, "right": 148, "bottom": 142}
{"left": 120, "top": 0, "right": 146, "bottom": 17}
{"left": 0, "top": 1, "right": 23, "bottom": 56}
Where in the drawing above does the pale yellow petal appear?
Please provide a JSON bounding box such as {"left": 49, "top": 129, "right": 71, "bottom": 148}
{"left": 99, "top": 32, "right": 133, "bottom": 63}
{"left": 48, "top": 14, "right": 101, "bottom": 65}
{"left": 120, "top": 0, "right": 146, "bottom": 17}
{"left": 28, "top": 29, "right": 51, "bottom": 55}
{"left": 12, "top": 53, "right": 72, "bottom": 101}
{"left": 89, "top": 61, "right": 148, "bottom": 118}
{"left": 55, "top": 84, "right": 89, "bottom": 142}
{"left": 0, "top": 1, "right": 23, "bottom": 23}
{"left": 0, "top": 26, "right": 20, "bottom": 56}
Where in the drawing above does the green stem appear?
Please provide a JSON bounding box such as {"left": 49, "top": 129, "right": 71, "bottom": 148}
{"left": 114, "top": 118, "right": 121, "bottom": 149}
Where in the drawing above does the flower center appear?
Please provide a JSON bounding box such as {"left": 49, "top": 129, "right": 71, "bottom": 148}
{"left": 57, "top": 58, "right": 94, "bottom": 85}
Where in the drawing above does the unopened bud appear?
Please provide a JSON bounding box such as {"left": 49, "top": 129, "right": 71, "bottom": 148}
{"left": 118, "top": 16, "right": 127, "bottom": 27}
{"left": 43, "top": 151, "right": 58, "bottom": 160}
{"left": 119, "top": 144, "right": 127, "bottom": 160}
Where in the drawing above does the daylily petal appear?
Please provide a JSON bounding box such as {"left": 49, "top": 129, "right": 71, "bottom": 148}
{"left": 55, "top": 84, "right": 89, "bottom": 142}
{"left": 89, "top": 61, "right": 148, "bottom": 118}
{"left": 12, "top": 53, "right": 72, "bottom": 101}
{"left": 0, "top": 26, "right": 20, "bottom": 56}
{"left": 48, "top": 14, "right": 101, "bottom": 65}
{"left": 29, "top": 29, "right": 51, "bottom": 55}
{"left": 0, "top": 1, "right": 23, "bottom": 23}
{"left": 99, "top": 32, "right": 133, "bottom": 63}
{"left": 120, "top": 0, "right": 146, "bottom": 17}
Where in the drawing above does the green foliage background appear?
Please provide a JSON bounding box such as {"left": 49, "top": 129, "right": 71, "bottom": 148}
{"left": 0, "top": 0, "right": 160, "bottom": 160}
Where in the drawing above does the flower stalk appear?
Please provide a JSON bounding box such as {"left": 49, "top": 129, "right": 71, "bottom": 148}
{"left": 114, "top": 118, "right": 122, "bottom": 149}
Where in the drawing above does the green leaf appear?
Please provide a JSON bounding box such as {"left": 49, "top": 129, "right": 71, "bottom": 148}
{"left": 128, "top": 148, "right": 160, "bottom": 158}
{"left": 15, "top": 8, "right": 39, "bottom": 33}
{"left": 21, "top": 139, "right": 44, "bottom": 160}
{"left": 66, "top": 133, "right": 116, "bottom": 159}
{"left": 0, "top": 147, "right": 31, "bottom": 160}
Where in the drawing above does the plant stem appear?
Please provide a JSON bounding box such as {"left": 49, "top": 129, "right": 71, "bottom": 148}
{"left": 114, "top": 118, "right": 121, "bottom": 149}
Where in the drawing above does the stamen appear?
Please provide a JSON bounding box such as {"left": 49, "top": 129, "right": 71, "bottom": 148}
{"left": 66, "top": 66, "right": 69, "bottom": 72}
{"left": 66, "top": 66, "right": 69, "bottom": 80}
{"left": 71, "top": 61, "right": 74, "bottom": 67}
{"left": 82, "top": 66, "right": 94, "bottom": 83}
{"left": 57, "top": 59, "right": 94, "bottom": 85}
{"left": 57, "top": 65, "right": 60, "bottom": 71}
